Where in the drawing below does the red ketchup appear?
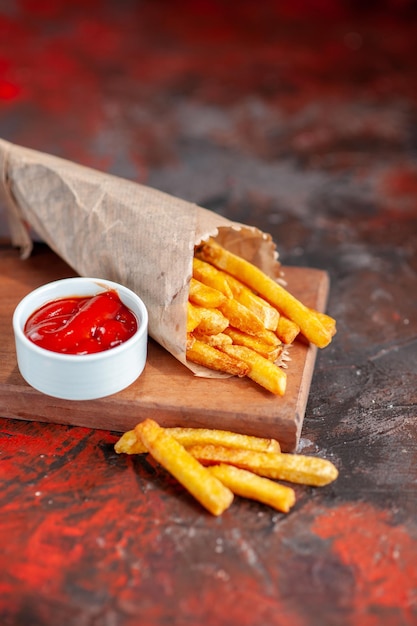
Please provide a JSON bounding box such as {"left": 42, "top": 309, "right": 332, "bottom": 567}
{"left": 24, "top": 290, "right": 138, "bottom": 355}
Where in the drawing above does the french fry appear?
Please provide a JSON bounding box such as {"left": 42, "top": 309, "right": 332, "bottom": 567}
{"left": 197, "top": 239, "right": 336, "bottom": 348}
{"left": 114, "top": 429, "right": 142, "bottom": 454}
{"left": 251, "top": 326, "right": 282, "bottom": 347}
{"left": 193, "top": 305, "right": 229, "bottom": 335}
{"left": 276, "top": 315, "right": 300, "bottom": 345}
{"left": 224, "top": 323, "right": 280, "bottom": 348}
{"left": 135, "top": 419, "right": 234, "bottom": 516}
{"left": 187, "top": 338, "right": 249, "bottom": 376}
{"left": 115, "top": 426, "right": 281, "bottom": 455}
{"left": 264, "top": 347, "right": 282, "bottom": 363}
{"left": 224, "top": 327, "right": 282, "bottom": 361}
{"left": 188, "top": 278, "right": 227, "bottom": 308}
{"left": 207, "top": 464, "right": 295, "bottom": 513}
{"left": 218, "top": 298, "right": 265, "bottom": 335}
{"left": 193, "top": 331, "right": 233, "bottom": 349}
{"left": 193, "top": 257, "right": 233, "bottom": 298}
{"left": 224, "top": 273, "right": 280, "bottom": 331}
{"left": 169, "top": 428, "right": 281, "bottom": 453}
{"left": 187, "top": 302, "right": 202, "bottom": 333}
{"left": 221, "top": 344, "right": 287, "bottom": 396}
{"left": 310, "top": 309, "right": 337, "bottom": 338}
{"left": 188, "top": 444, "right": 339, "bottom": 487}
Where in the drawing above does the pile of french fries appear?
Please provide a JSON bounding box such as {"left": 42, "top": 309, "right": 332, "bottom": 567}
{"left": 115, "top": 419, "right": 339, "bottom": 516}
{"left": 186, "top": 239, "right": 336, "bottom": 395}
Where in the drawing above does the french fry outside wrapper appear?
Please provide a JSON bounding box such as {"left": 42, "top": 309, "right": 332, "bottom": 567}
{"left": 0, "top": 138, "right": 282, "bottom": 376}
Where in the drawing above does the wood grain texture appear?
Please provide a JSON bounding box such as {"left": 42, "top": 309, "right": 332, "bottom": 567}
{"left": 1, "top": 242, "right": 329, "bottom": 451}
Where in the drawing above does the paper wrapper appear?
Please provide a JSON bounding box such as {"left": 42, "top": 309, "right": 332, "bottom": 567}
{"left": 0, "top": 138, "right": 282, "bottom": 377}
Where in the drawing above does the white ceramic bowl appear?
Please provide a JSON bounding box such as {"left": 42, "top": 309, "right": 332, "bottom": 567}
{"left": 13, "top": 277, "right": 148, "bottom": 400}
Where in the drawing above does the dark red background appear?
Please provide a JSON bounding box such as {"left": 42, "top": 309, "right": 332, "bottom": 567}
{"left": 1, "top": 1, "right": 417, "bottom": 625}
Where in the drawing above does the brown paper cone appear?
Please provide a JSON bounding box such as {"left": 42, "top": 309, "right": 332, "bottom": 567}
{"left": 0, "top": 138, "right": 281, "bottom": 376}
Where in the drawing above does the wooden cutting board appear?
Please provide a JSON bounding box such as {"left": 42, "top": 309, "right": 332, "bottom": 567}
{"left": 1, "top": 241, "right": 330, "bottom": 452}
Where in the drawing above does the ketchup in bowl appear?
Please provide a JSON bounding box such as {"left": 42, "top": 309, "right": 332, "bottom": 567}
{"left": 24, "top": 290, "right": 138, "bottom": 355}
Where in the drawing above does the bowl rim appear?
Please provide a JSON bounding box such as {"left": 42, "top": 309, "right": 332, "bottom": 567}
{"left": 13, "top": 276, "right": 148, "bottom": 362}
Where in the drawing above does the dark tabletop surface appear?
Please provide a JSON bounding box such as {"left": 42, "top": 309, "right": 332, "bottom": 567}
{"left": 1, "top": 2, "right": 417, "bottom": 625}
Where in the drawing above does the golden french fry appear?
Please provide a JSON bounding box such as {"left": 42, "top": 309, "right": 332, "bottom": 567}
{"left": 135, "top": 419, "right": 234, "bottom": 516}
{"left": 276, "top": 315, "right": 300, "bottom": 345}
{"left": 221, "top": 344, "right": 287, "bottom": 395}
{"left": 264, "top": 347, "right": 282, "bottom": 363}
{"left": 224, "top": 273, "right": 280, "bottom": 331}
{"left": 194, "top": 305, "right": 229, "bottom": 335}
{"left": 188, "top": 444, "right": 339, "bottom": 487}
{"left": 223, "top": 321, "right": 279, "bottom": 347}
{"left": 193, "top": 257, "right": 233, "bottom": 298}
{"left": 187, "top": 338, "right": 249, "bottom": 377}
{"left": 187, "top": 302, "right": 202, "bottom": 333}
{"left": 115, "top": 426, "right": 281, "bottom": 455}
{"left": 218, "top": 298, "right": 265, "bottom": 336}
{"left": 114, "top": 429, "right": 142, "bottom": 454}
{"left": 169, "top": 428, "right": 281, "bottom": 453}
{"left": 253, "top": 326, "right": 282, "bottom": 347}
{"left": 224, "top": 327, "right": 282, "bottom": 361}
{"left": 188, "top": 278, "right": 227, "bottom": 308}
{"left": 193, "top": 331, "right": 233, "bottom": 349}
{"left": 198, "top": 239, "right": 336, "bottom": 348}
{"left": 309, "top": 309, "right": 337, "bottom": 338}
{"left": 207, "top": 463, "right": 295, "bottom": 513}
